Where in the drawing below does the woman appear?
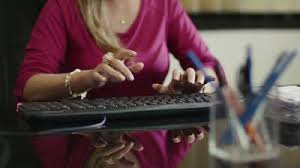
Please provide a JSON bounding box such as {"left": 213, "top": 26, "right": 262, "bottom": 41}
{"left": 15, "top": 0, "right": 226, "bottom": 167}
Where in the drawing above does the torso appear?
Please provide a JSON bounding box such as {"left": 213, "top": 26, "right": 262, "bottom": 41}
{"left": 32, "top": 0, "right": 177, "bottom": 167}
{"left": 63, "top": 0, "right": 170, "bottom": 98}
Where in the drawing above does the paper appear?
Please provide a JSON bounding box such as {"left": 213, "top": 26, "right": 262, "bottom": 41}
{"left": 274, "top": 86, "right": 300, "bottom": 103}
{"left": 36, "top": 117, "right": 106, "bottom": 135}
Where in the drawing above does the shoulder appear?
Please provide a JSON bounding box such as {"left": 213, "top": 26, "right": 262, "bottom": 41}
{"left": 38, "top": 0, "right": 76, "bottom": 18}
{"left": 40, "top": 0, "right": 80, "bottom": 29}
{"left": 143, "top": 0, "right": 184, "bottom": 18}
{"left": 41, "top": 0, "right": 77, "bottom": 17}
{"left": 50, "top": 0, "right": 78, "bottom": 15}
{"left": 54, "top": 0, "right": 76, "bottom": 8}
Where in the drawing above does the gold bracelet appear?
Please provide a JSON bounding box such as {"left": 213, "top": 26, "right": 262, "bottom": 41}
{"left": 64, "top": 69, "right": 87, "bottom": 99}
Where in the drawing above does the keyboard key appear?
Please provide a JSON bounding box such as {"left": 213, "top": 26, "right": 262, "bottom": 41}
{"left": 62, "top": 101, "right": 86, "bottom": 109}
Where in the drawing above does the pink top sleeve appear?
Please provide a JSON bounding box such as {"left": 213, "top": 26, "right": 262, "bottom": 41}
{"left": 15, "top": 0, "right": 67, "bottom": 101}
{"left": 167, "top": 0, "right": 227, "bottom": 85}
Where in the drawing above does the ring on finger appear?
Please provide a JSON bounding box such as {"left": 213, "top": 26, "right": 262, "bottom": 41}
{"left": 102, "top": 52, "right": 115, "bottom": 65}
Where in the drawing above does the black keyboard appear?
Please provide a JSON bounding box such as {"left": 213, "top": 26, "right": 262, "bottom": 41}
{"left": 19, "top": 93, "right": 224, "bottom": 132}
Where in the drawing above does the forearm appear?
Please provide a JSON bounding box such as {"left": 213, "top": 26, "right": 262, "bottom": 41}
{"left": 23, "top": 70, "right": 93, "bottom": 102}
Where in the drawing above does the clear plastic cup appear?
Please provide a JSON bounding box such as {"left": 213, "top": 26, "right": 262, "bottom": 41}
{"left": 209, "top": 93, "right": 280, "bottom": 168}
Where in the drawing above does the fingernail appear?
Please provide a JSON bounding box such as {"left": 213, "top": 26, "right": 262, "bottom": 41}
{"left": 130, "top": 51, "right": 137, "bottom": 56}
{"left": 120, "top": 76, "right": 126, "bottom": 81}
{"left": 196, "top": 133, "right": 205, "bottom": 140}
{"left": 102, "top": 76, "right": 107, "bottom": 82}
{"left": 173, "top": 137, "right": 181, "bottom": 143}
{"left": 138, "top": 146, "right": 144, "bottom": 151}
{"left": 129, "top": 75, "right": 135, "bottom": 81}
{"left": 188, "top": 136, "right": 195, "bottom": 144}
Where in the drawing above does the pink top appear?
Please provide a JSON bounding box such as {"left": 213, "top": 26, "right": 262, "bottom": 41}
{"left": 15, "top": 0, "right": 226, "bottom": 167}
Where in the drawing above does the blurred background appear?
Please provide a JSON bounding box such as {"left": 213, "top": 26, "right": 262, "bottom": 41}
{"left": 175, "top": 0, "right": 300, "bottom": 168}
{"left": 181, "top": 0, "right": 300, "bottom": 13}
{"left": 1, "top": 0, "right": 300, "bottom": 167}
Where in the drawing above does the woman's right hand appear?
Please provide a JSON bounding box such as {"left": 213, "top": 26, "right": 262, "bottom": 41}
{"left": 87, "top": 49, "right": 144, "bottom": 89}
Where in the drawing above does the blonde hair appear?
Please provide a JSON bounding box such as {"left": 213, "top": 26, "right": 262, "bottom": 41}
{"left": 77, "top": 0, "right": 121, "bottom": 53}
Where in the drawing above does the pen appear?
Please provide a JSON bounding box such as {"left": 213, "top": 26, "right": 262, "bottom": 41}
{"left": 187, "top": 50, "right": 250, "bottom": 149}
{"left": 238, "top": 46, "right": 253, "bottom": 99}
{"left": 222, "top": 50, "right": 297, "bottom": 148}
{"left": 245, "top": 46, "right": 253, "bottom": 95}
{"left": 186, "top": 51, "right": 215, "bottom": 85}
{"left": 241, "top": 50, "right": 297, "bottom": 125}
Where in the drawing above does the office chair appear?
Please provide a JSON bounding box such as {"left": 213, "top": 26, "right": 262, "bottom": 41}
{"left": 0, "top": 138, "right": 9, "bottom": 168}
{"left": 1, "top": 1, "right": 46, "bottom": 168}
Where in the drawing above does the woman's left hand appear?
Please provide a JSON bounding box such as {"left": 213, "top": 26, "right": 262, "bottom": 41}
{"left": 170, "top": 128, "right": 205, "bottom": 144}
{"left": 152, "top": 68, "right": 206, "bottom": 94}
{"left": 152, "top": 67, "right": 214, "bottom": 144}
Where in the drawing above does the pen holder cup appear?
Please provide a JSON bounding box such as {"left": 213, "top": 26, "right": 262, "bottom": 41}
{"left": 209, "top": 96, "right": 280, "bottom": 168}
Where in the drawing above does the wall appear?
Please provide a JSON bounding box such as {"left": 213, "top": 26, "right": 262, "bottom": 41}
{"left": 166, "top": 29, "right": 300, "bottom": 168}
{"left": 181, "top": 0, "right": 300, "bottom": 13}
{"left": 166, "top": 29, "right": 300, "bottom": 90}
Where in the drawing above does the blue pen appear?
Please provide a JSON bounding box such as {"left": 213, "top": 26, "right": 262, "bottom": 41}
{"left": 238, "top": 46, "right": 253, "bottom": 98}
{"left": 187, "top": 51, "right": 215, "bottom": 85}
{"left": 222, "top": 50, "right": 297, "bottom": 145}
{"left": 240, "top": 50, "right": 297, "bottom": 125}
{"left": 187, "top": 50, "right": 247, "bottom": 146}
{"left": 245, "top": 46, "right": 253, "bottom": 95}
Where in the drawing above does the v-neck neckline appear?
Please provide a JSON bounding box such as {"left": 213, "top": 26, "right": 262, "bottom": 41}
{"left": 117, "top": 0, "right": 145, "bottom": 39}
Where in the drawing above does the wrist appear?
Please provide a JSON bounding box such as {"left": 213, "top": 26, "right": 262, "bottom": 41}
{"left": 72, "top": 70, "right": 95, "bottom": 90}
{"left": 66, "top": 70, "right": 92, "bottom": 98}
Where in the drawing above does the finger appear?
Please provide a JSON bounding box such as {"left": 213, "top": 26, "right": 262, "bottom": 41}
{"left": 99, "top": 63, "right": 126, "bottom": 82}
{"left": 101, "top": 131, "right": 123, "bottom": 146}
{"left": 175, "top": 71, "right": 186, "bottom": 91}
{"left": 152, "top": 84, "right": 170, "bottom": 94}
{"left": 93, "top": 136, "right": 108, "bottom": 148}
{"left": 115, "top": 49, "right": 137, "bottom": 60}
{"left": 202, "top": 126, "right": 210, "bottom": 132}
{"left": 119, "top": 157, "right": 136, "bottom": 167}
{"left": 110, "top": 142, "right": 134, "bottom": 160}
{"left": 123, "top": 134, "right": 144, "bottom": 151}
{"left": 110, "top": 58, "right": 135, "bottom": 81}
{"left": 192, "top": 128, "right": 205, "bottom": 141}
{"left": 185, "top": 68, "right": 196, "bottom": 84}
{"left": 170, "top": 130, "right": 183, "bottom": 143}
{"left": 182, "top": 129, "right": 196, "bottom": 144}
{"left": 196, "top": 131, "right": 205, "bottom": 141}
{"left": 187, "top": 134, "right": 196, "bottom": 144}
{"left": 103, "top": 157, "right": 115, "bottom": 165}
{"left": 173, "top": 69, "right": 182, "bottom": 81}
{"left": 102, "top": 144, "right": 126, "bottom": 156}
{"left": 91, "top": 71, "right": 107, "bottom": 87}
{"left": 196, "top": 70, "right": 205, "bottom": 84}
{"left": 94, "top": 138, "right": 108, "bottom": 148}
{"left": 168, "top": 69, "right": 183, "bottom": 94}
{"left": 128, "top": 62, "right": 144, "bottom": 73}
